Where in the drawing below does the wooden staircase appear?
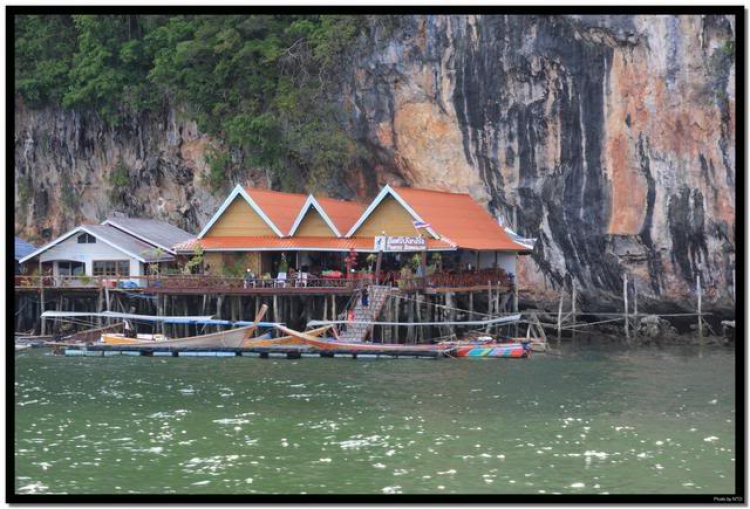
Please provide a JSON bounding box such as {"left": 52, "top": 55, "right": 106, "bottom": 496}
{"left": 338, "top": 285, "right": 391, "bottom": 342}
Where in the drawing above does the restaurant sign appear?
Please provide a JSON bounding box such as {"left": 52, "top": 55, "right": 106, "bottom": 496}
{"left": 374, "top": 236, "right": 426, "bottom": 252}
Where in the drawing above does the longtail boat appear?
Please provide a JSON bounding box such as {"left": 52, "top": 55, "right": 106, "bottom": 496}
{"left": 242, "top": 325, "right": 332, "bottom": 348}
{"left": 448, "top": 342, "right": 530, "bottom": 358}
{"left": 274, "top": 325, "right": 455, "bottom": 354}
{"left": 102, "top": 305, "right": 270, "bottom": 348}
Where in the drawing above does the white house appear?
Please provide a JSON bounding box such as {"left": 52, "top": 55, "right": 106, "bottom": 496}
{"left": 19, "top": 219, "right": 194, "bottom": 287}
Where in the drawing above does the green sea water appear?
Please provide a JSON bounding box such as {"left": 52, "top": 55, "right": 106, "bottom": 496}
{"left": 14, "top": 344, "right": 736, "bottom": 495}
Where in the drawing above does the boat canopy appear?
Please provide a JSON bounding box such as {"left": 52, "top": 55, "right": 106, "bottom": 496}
{"left": 307, "top": 314, "right": 522, "bottom": 328}
{"left": 40, "top": 311, "right": 282, "bottom": 327}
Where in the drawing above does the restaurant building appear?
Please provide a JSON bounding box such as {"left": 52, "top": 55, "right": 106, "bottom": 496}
{"left": 176, "top": 184, "right": 532, "bottom": 288}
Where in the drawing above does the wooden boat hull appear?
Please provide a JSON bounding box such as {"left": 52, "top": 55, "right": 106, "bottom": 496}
{"left": 242, "top": 325, "right": 332, "bottom": 348}
{"left": 452, "top": 343, "right": 529, "bottom": 358}
{"left": 275, "top": 325, "right": 452, "bottom": 353}
{"left": 101, "top": 324, "right": 258, "bottom": 349}
{"left": 66, "top": 323, "right": 124, "bottom": 344}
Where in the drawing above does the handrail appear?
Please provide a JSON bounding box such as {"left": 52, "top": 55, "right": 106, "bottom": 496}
{"left": 15, "top": 269, "right": 511, "bottom": 291}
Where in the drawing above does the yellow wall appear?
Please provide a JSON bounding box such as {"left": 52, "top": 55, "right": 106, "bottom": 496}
{"left": 295, "top": 208, "right": 336, "bottom": 237}
{"left": 204, "top": 196, "right": 276, "bottom": 237}
{"left": 354, "top": 196, "right": 419, "bottom": 237}
{"left": 204, "top": 252, "right": 261, "bottom": 275}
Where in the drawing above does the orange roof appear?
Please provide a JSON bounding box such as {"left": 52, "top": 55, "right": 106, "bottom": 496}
{"left": 314, "top": 197, "right": 365, "bottom": 235}
{"left": 244, "top": 188, "right": 308, "bottom": 235}
{"left": 178, "top": 236, "right": 454, "bottom": 252}
{"left": 393, "top": 187, "right": 530, "bottom": 252}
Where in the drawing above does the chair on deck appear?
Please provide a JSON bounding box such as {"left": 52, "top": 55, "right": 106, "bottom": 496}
{"left": 296, "top": 271, "right": 308, "bottom": 288}
{"left": 275, "top": 272, "right": 287, "bottom": 288}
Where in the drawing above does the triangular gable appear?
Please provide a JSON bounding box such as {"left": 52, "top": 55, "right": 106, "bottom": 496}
{"left": 19, "top": 226, "right": 149, "bottom": 264}
{"left": 346, "top": 185, "right": 439, "bottom": 239}
{"left": 288, "top": 196, "right": 340, "bottom": 237}
{"left": 198, "top": 186, "right": 283, "bottom": 238}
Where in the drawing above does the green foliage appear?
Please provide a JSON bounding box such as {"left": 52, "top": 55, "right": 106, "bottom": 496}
{"left": 60, "top": 172, "right": 77, "bottom": 211}
{"left": 222, "top": 260, "right": 245, "bottom": 278}
{"left": 204, "top": 149, "right": 231, "bottom": 193}
{"left": 16, "top": 14, "right": 374, "bottom": 191}
{"left": 15, "top": 15, "right": 77, "bottom": 106}
{"left": 109, "top": 157, "right": 131, "bottom": 204}
{"left": 184, "top": 244, "right": 205, "bottom": 273}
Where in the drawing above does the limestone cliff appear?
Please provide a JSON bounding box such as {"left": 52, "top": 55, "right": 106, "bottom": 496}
{"left": 14, "top": 14, "right": 736, "bottom": 314}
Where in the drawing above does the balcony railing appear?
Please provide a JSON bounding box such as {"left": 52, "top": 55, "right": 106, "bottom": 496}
{"left": 15, "top": 268, "right": 513, "bottom": 293}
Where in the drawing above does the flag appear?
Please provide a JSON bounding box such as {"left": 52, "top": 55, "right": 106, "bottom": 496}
{"left": 412, "top": 220, "right": 431, "bottom": 229}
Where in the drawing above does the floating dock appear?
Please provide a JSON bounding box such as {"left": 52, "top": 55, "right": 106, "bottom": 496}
{"left": 64, "top": 344, "right": 444, "bottom": 359}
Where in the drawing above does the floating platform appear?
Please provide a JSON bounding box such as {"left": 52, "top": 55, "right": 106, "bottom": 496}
{"left": 64, "top": 344, "right": 444, "bottom": 359}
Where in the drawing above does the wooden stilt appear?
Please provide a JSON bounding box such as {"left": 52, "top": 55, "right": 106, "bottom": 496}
{"left": 513, "top": 282, "right": 519, "bottom": 338}
{"left": 623, "top": 274, "right": 630, "bottom": 342}
{"left": 407, "top": 297, "right": 415, "bottom": 343}
{"left": 570, "top": 281, "right": 576, "bottom": 341}
{"left": 416, "top": 294, "right": 423, "bottom": 343}
{"left": 557, "top": 284, "right": 564, "bottom": 342}
{"left": 273, "top": 295, "right": 279, "bottom": 324}
{"left": 633, "top": 281, "right": 639, "bottom": 340}
{"left": 394, "top": 298, "right": 400, "bottom": 343}
{"left": 697, "top": 274, "right": 703, "bottom": 346}
{"left": 486, "top": 282, "right": 492, "bottom": 333}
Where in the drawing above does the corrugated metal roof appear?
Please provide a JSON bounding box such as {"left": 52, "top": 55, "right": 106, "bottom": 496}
{"left": 14, "top": 237, "right": 36, "bottom": 260}
{"left": 104, "top": 217, "right": 194, "bottom": 251}
{"left": 85, "top": 225, "right": 176, "bottom": 262}
{"left": 393, "top": 187, "right": 531, "bottom": 252}
{"left": 176, "top": 236, "right": 454, "bottom": 252}
{"left": 245, "top": 188, "right": 308, "bottom": 234}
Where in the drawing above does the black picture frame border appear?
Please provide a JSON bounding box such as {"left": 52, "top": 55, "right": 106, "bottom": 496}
{"left": 6, "top": 3, "right": 745, "bottom": 504}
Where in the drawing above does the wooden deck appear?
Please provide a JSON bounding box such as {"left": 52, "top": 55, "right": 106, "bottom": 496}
{"left": 15, "top": 270, "right": 514, "bottom": 296}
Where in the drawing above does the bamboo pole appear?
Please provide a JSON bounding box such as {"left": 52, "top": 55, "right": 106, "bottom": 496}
{"left": 623, "top": 274, "right": 630, "bottom": 342}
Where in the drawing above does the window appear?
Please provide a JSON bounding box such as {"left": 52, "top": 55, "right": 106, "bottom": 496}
{"left": 58, "top": 261, "right": 85, "bottom": 276}
{"left": 93, "top": 260, "right": 130, "bottom": 276}
{"left": 77, "top": 233, "right": 96, "bottom": 244}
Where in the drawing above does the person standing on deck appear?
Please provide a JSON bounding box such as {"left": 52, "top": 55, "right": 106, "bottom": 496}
{"left": 244, "top": 269, "right": 254, "bottom": 289}
{"left": 361, "top": 287, "right": 370, "bottom": 308}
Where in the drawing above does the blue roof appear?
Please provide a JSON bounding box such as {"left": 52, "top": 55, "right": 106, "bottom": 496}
{"left": 15, "top": 237, "right": 36, "bottom": 261}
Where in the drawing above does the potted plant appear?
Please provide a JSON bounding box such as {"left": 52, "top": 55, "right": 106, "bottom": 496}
{"left": 366, "top": 253, "right": 377, "bottom": 272}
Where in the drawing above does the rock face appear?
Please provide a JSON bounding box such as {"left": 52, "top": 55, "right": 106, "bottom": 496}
{"left": 14, "top": 14, "right": 736, "bottom": 314}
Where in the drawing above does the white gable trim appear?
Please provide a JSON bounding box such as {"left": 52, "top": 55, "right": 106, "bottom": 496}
{"left": 288, "top": 196, "right": 341, "bottom": 237}
{"left": 197, "top": 185, "right": 283, "bottom": 239}
{"left": 79, "top": 226, "right": 148, "bottom": 262}
{"left": 345, "top": 185, "right": 439, "bottom": 239}
{"left": 102, "top": 219, "right": 177, "bottom": 254}
{"left": 19, "top": 227, "right": 85, "bottom": 264}
{"left": 19, "top": 226, "right": 148, "bottom": 264}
